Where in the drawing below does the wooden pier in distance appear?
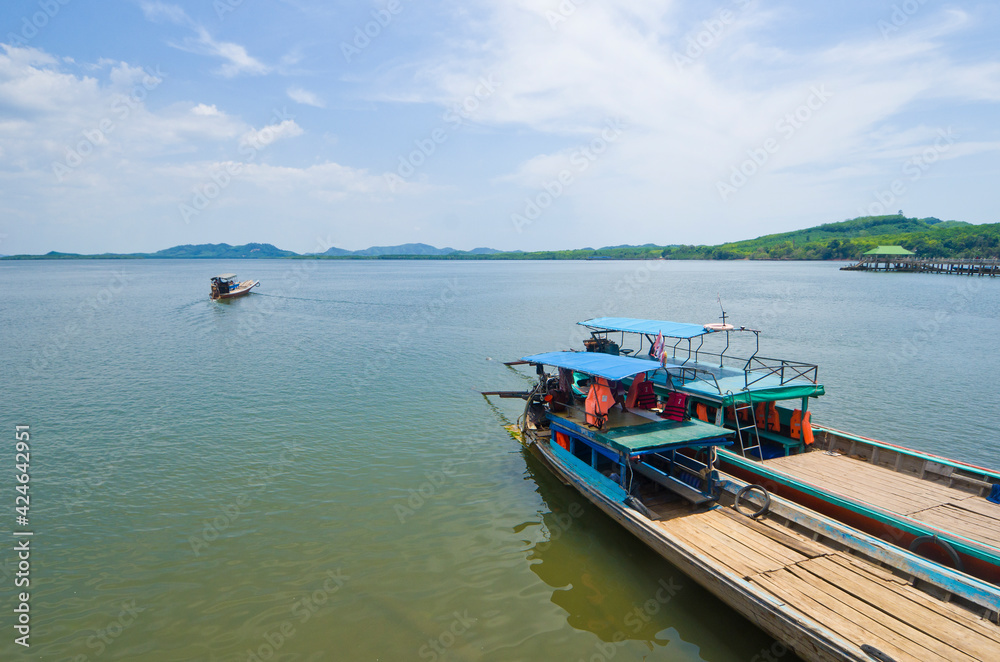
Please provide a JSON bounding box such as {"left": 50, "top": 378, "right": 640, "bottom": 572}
{"left": 841, "top": 256, "right": 1000, "bottom": 276}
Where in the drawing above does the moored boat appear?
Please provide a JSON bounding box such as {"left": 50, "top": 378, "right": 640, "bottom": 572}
{"left": 488, "top": 350, "right": 1000, "bottom": 661}
{"left": 210, "top": 274, "right": 259, "bottom": 300}
{"left": 566, "top": 316, "right": 1000, "bottom": 585}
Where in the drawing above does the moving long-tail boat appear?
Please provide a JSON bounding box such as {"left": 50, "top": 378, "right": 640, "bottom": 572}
{"left": 210, "top": 274, "right": 259, "bottom": 300}
{"left": 531, "top": 317, "right": 1000, "bottom": 587}
{"left": 487, "top": 349, "right": 1000, "bottom": 661}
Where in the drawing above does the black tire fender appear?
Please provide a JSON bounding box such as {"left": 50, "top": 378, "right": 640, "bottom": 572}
{"left": 734, "top": 484, "right": 771, "bottom": 519}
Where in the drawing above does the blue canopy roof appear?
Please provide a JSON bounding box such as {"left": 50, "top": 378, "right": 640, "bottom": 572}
{"left": 579, "top": 317, "right": 714, "bottom": 339}
{"left": 522, "top": 351, "right": 662, "bottom": 382}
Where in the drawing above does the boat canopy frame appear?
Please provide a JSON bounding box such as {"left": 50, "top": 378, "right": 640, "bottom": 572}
{"left": 579, "top": 317, "right": 819, "bottom": 391}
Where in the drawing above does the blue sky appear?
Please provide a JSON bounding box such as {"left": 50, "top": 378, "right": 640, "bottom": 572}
{"left": 1, "top": 0, "right": 998, "bottom": 254}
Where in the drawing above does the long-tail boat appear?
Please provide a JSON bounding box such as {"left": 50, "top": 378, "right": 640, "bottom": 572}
{"left": 487, "top": 350, "right": 1000, "bottom": 661}
{"left": 210, "top": 274, "right": 259, "bottom": 300}
{"left": 563, "top": 316, "right": 1000, "bottom": 586}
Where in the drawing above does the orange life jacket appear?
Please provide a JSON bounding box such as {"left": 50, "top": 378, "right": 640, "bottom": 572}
{"left": 625, "top": 373, "right": 645, "bottom": 409}
{"left": 585, "top": 377, "right": 615, "bottom": 427}
{"left": 768, "top": 402, "right": 781, "bottom": 433}
{"left": 695, "top": 403, "right": 709, "bottom": 422}
{"left": 790, "top": 409, "right": 814, "bottom": 445}
{"left": 755, "top": 402, "right": 767, "bottom": 429}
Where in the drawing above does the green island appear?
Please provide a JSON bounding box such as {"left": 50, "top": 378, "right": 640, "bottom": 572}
{"left": 3, "top": 214, "right": 998, "bottom": 260}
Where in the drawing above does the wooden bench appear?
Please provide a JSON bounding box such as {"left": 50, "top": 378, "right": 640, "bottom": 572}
{"left": 753, "top": 428, "right": 805, "bottom": 456}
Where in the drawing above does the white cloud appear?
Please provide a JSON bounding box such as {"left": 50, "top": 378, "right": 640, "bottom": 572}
{"left": 170, "top": 27, "right": 270, "bottom": 78}
{"left": 239, "top": 120, "right": 304, "bottom": 150}
{"left": 0, "top": 45, "right": 99, "bottom": 114}
{"left": 140, "top": 1, "right": 193, "bottom": 27}
{"left": 191, "top": 103, "right": 220, "bottom": 116}
{"left": 287, "top": 86, "right": 325, "bottom": 108}
{"left": 140, "top": 3, "right": 269, "bottom": 77}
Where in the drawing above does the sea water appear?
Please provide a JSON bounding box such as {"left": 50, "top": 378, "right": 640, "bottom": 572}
{"left": 1, "top": 259, "right": 997, "bottom": 660}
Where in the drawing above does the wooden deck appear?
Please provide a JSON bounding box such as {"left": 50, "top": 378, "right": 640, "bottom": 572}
{"left": 653, "top": 503, "right": 1000, "bottom": 662}
{"left": 763, "top": 451, "right": 1000, "bottom": 551}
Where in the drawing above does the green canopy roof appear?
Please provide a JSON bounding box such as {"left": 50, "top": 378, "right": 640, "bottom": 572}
{"left": 864, "top": 245, "right": 914, "bottom": 255}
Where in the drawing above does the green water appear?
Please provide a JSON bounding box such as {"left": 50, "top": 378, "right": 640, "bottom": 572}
{"left": 1, "top": 259, "right": 998, "bottom": 661}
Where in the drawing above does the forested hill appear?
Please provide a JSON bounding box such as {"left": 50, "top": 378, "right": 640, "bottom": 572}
{"left": 663, "top": 215, "right": 999, "bottom": 260}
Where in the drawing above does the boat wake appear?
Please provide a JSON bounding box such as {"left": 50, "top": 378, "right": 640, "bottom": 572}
{"left": 254, "top": 293, "right": 400, "bottom": 306}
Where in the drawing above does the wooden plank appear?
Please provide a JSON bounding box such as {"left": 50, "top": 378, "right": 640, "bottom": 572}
{"left": 769, "top": 454, "right": 951, "bottom": 502}
{"left": 943, "top": 496, "right": 1000, "bottom": 519}
{"left": 807, "top": 556, "right": 1000, "bottom": 660}
{"left": 750, "top": 570, "right": 917, "bottom": 662}
{"left": 909, "top": 504, "right": 1000, "bottom": 548}
{"left": 714, "top": 506, "right": 830, "bottom": 558}
{"left": 698, "top": 510, "right": 809, "bottom": 567}
{"left": 784, "top": 561, "right": 980, "bottom": 662}
{"left": 699, "top": 511, "right": 809, "bottom": 567}
{"left": 774, "top": 452, "right": 978, "bottom": 503}
{"left": 658, "top": 515, "right": 770, "bottom": 577}
{"left": 764, "top": 453, "right": 979, "bottom": 516}
{"left": 827, "top": 555, "right": 1000, "bottom": 643}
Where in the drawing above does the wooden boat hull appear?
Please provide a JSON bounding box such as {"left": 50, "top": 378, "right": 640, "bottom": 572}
{"left": 517, "top": 428, "right": 1000, "bottom": 662}
{"left": 523, "top": 434, "right": 854, "bottom": 662}
{"left": 211, "top": 280, "right": 259, "bottom": 300}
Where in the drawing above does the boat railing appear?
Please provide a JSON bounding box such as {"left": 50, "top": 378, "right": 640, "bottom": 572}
{"left": 664, "top": 349, "right": 818, "bottom": 389}
{"left": 743, "top": 356, "right": 819, "bottom": 388}
{"left": 664, "top": 366, "right": 722, "bottom": 395}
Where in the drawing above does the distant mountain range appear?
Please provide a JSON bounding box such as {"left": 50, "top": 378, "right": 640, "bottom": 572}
{"left": 1, "top": 242, "right": 504, "bottom": 260}
{"left": 315, "top": 243, "right": 502, "bottom": 257}
{"left": 3, "top": 215, "right": 997, "bottom": 260}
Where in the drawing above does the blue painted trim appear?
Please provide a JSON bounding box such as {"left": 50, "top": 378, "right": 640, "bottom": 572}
{"left": 547, "top": 438, "right": 630, "bottom": 502}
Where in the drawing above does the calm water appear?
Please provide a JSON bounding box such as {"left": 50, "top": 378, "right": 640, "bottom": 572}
{"left": 1, "top": 259, "right": 998, "bottom": 661}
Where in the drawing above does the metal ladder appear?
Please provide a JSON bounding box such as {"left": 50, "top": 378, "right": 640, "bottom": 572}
{"left": 728, "top": 391, "right": 761, "bottom": 458}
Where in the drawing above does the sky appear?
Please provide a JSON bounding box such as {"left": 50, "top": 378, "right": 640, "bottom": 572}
{"left": 1, "top": 0, "right": 999, "bottom": 254}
